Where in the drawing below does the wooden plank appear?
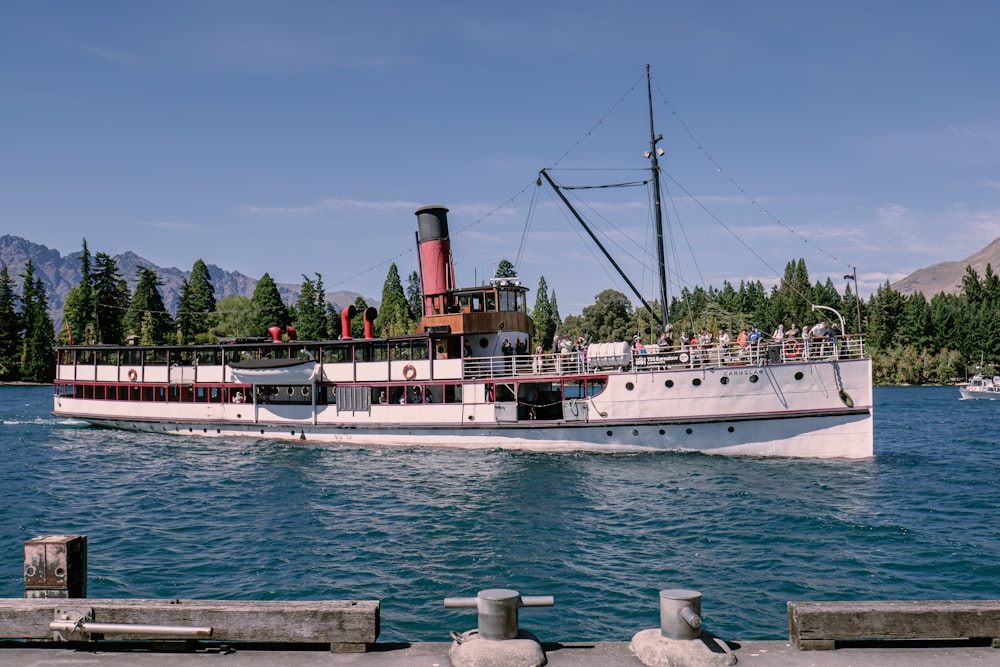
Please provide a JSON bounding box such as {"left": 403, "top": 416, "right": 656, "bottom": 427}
{"left": 788, "top": 600, "right": 1000, "bottom": 650}
{"left": 0, "top": 598, "right": 379, "bottom": 649}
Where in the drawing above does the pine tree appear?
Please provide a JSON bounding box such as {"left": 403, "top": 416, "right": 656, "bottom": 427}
{"left": 405, "top": 270, "right": 423, "bottom": 321}
{"left": 92, "top": 252, "right": 129, "bottom": 344}
{"left": 495, "top": 259, "right": 516, "bottom": 278}
{"left": 123, "top": 268, "right": 173, "bottom": 344}
{"left": 549, "top": 290, "right": 562, "bottom": 332}
{"left": 532, "top": 276, "right": 555, "bottom": 350}
{"left": 0, "top": 265, "right": 21, "bottom": 380}
{"left": 248, "top": 273, "right": 289, "bottom": 336}
{"left": 19, "top": 260, "right": 56, "bottom": 383}
{"left": 61, "top": 240, "right": 96, "bottom": 345}
{"left": 374, "top": 264, "right": 413, "bottom": 337}
{"left": 294, "top": 273, "right": 328, "bottom": 340}
{"left": 176, "top": 259, "right": 217, "bottom": 343}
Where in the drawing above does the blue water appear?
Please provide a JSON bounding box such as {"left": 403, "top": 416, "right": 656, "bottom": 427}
{"left": 2, "top": 385, "right": 999, "bottom": 642}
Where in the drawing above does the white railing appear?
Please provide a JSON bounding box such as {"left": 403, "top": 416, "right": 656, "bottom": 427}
{"left": 461, "top": 335, "right": 866, "bottom": 379}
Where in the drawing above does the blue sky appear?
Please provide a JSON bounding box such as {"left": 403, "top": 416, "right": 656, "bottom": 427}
{"left": 3, "top": 1, "right": 999, "bottom": 314}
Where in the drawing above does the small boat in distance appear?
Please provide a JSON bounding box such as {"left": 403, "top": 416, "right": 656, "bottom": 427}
{"left": 959, "top": 356, "right": 1000, "bottom": 400}
{"left": 51, "top": 69, "right": 874, "bottom": 458}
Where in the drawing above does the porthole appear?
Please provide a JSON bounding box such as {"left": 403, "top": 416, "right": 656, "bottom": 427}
{"left": 692, "top": 378, "right": 701, "bottom": 386}
{"left": 632, "top": 429, "right": 639, "bottom": 436}
{"left": 685, "top": 428, "right": 693, "bottom": 435}
{"left": 479, "top": 337, "right": 489, "bottom": 349}
{"left": 749, "top": 374, "right": 759, "bottom": 383}
{"left": 287, "top": 387, "right": 294, "bottom": 396}
{"left": 728, "top": 426, "right": 735, "bottom": 433}
{"left": 291, "top": 431, "right": 296, "bottom": 436}
{"left": 606, "top": 430, "right": 613, "bottom": 436}
{"left": 302, "top": 386, "right": 310, "bottom": 396}
{"left": 625, "top": 382, "right": 635, "bottom": 391}
{"left": 794, "top": 371, "right": 804, "bottom": 380}
{"left": 720, "top": 377, "right": 729, "bottom": 385}
{"left": 659, "top": 429, "right": 665, "bottom": 435}
{"left": 665, "top": 380, "right": 674, "bottom": 388}
{"left": 216, "top": 429, "right": 221, "bottom": 434}
{"left": 260, "top": 429, "right": 265, "bottom": 434}
{"left": 468, "top": 415, "right": 475, "bottom": 420}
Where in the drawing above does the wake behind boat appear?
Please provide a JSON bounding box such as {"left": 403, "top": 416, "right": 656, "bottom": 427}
{"left": 51, "top": 71, "right": 874, "bottom": 458}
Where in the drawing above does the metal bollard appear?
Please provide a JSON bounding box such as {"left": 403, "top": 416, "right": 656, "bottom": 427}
{"left": 444, "top": 588, "right": 554, "bottom": 640}
{"left": 659, "top": 589, "right": 702, "bottom": 640}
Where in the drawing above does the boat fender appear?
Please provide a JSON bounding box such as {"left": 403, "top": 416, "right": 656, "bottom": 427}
{"left": 784, "top": 340, "right": 801, "bottom": 359}
{"left": 839, "top": 390, "right": 854, "bottom": 408}
{"left": 403, "top": 364, "right": 417, "bottom": 380}
{"left": 128, "top": 368, "right": 138, "bottom": 382}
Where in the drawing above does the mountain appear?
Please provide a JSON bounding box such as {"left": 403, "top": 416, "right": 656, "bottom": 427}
{"left": 0, "top": 235, "right": 369, "bottom": 329}
{"left": 892, "top": 237, "right": 1000, "bottom": 296}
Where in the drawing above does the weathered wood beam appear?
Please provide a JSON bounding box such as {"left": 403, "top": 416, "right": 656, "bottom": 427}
{"left": 0, "top": 598, "right": 379, "bottom": 652}
{"left": 788, "top": 600, "right": 1000, "bottom": 650}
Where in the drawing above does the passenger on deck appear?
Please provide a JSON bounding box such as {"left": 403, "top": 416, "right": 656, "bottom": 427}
{"left": 718, "top": 329, "right": 731, "bottom": 356}
{"left": 533, "top": 345, "right": 544, "bottom": 374}
{"left": 772, "top": 324, "right": 785, "bottom": 341}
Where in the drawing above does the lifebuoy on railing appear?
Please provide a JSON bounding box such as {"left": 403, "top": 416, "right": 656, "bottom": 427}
{"left": 402, "top": 364, "right": 417, "bottom": 380}
{"left": 127, "top": 368, "right": 138, "bottom": 382}
{"left": 784, "top": 339, "right": 801, "bottom": 359}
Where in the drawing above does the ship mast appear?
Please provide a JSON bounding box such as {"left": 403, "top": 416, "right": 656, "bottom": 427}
{"left": 645, "top": 64, "right": 669, "bottom": 333}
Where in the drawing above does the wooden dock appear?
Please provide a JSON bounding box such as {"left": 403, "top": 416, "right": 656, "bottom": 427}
{"left": 0, "top": 598, "right": 378, "bottom": 652}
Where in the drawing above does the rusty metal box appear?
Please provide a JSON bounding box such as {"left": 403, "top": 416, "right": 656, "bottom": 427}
{"left": 24, "top": 534, "right": 87, "bottom": 598}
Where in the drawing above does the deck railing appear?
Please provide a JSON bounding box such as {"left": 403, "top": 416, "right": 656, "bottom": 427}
{"left": 462, "top": 335, "right": 866, "bottom": 380}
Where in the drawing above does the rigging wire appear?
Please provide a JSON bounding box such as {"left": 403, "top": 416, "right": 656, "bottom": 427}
{"left": 648, "top": 77, "right": 856, "bottom": 272}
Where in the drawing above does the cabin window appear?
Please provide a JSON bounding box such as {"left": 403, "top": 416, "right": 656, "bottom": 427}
{"left": 121, "top": 349, "right": 142, "bottom": 366}
{"left": 146, "top": 348, "right": 169, "bottom": 366}
{"left": 197, "top": 349, "right": 221, "bottom": 366}
{"left": 322, "top": 346, "right": 351, "bottom": 364}
{"left": 372, "top": 343, "right": 389, "bottom": 362}
{"left": 389, "top": 339, "right": 430, "bottom": 361}
{"left": 77, "top": 349, "right": 95, "bottom": 365}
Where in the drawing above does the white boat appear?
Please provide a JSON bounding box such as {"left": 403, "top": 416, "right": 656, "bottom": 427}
{"left": 959, "top": 358, "right": 1000, "bottom": 400}
{"left": 51, "top": 74, "right": 873, "bottom": 459}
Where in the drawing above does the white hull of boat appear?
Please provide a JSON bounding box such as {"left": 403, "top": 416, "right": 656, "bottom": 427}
{"left": 54, "top": 358, "right": 873, "bottom": 459}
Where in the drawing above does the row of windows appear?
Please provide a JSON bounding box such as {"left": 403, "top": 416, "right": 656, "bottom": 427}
{"left": 59, "top": 339, "right": 434, "bottom": 367}
{"left": 56, "top": 377, "right": 606, "bottom": 406}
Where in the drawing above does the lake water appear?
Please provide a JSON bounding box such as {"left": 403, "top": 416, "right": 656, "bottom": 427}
{"left": 2, "top": 385, "right": 998, "bottom": 642}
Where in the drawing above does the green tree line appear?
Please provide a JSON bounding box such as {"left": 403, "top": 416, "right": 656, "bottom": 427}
{"left": 2, "top": 239, "right": 997, "bottom": 386}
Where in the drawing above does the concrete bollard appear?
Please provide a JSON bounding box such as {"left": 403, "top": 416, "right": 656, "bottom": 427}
{"left": 444, "top": 588, "right": 553, "bottom": 667}
{"left": 631, "top": 588, "right": 735, "bottom": 667}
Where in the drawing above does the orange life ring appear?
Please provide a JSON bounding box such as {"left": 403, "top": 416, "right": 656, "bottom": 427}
{"left": 402, "top": 364, "right": 417, "bottom": 380}
{"left": 128, "top": 368, "right": 138, "bottom": 382}
{"left": 784, "top": 340, "right": 801, "bottom": 359}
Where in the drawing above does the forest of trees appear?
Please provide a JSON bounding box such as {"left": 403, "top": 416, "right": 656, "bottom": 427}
{"left": 0, "top": 238, "right": 998, "bottom": 386}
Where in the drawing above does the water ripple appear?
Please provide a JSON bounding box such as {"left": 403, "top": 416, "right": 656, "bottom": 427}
{"left": 2, "top": 385, "right": 999, "bottom": 641}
